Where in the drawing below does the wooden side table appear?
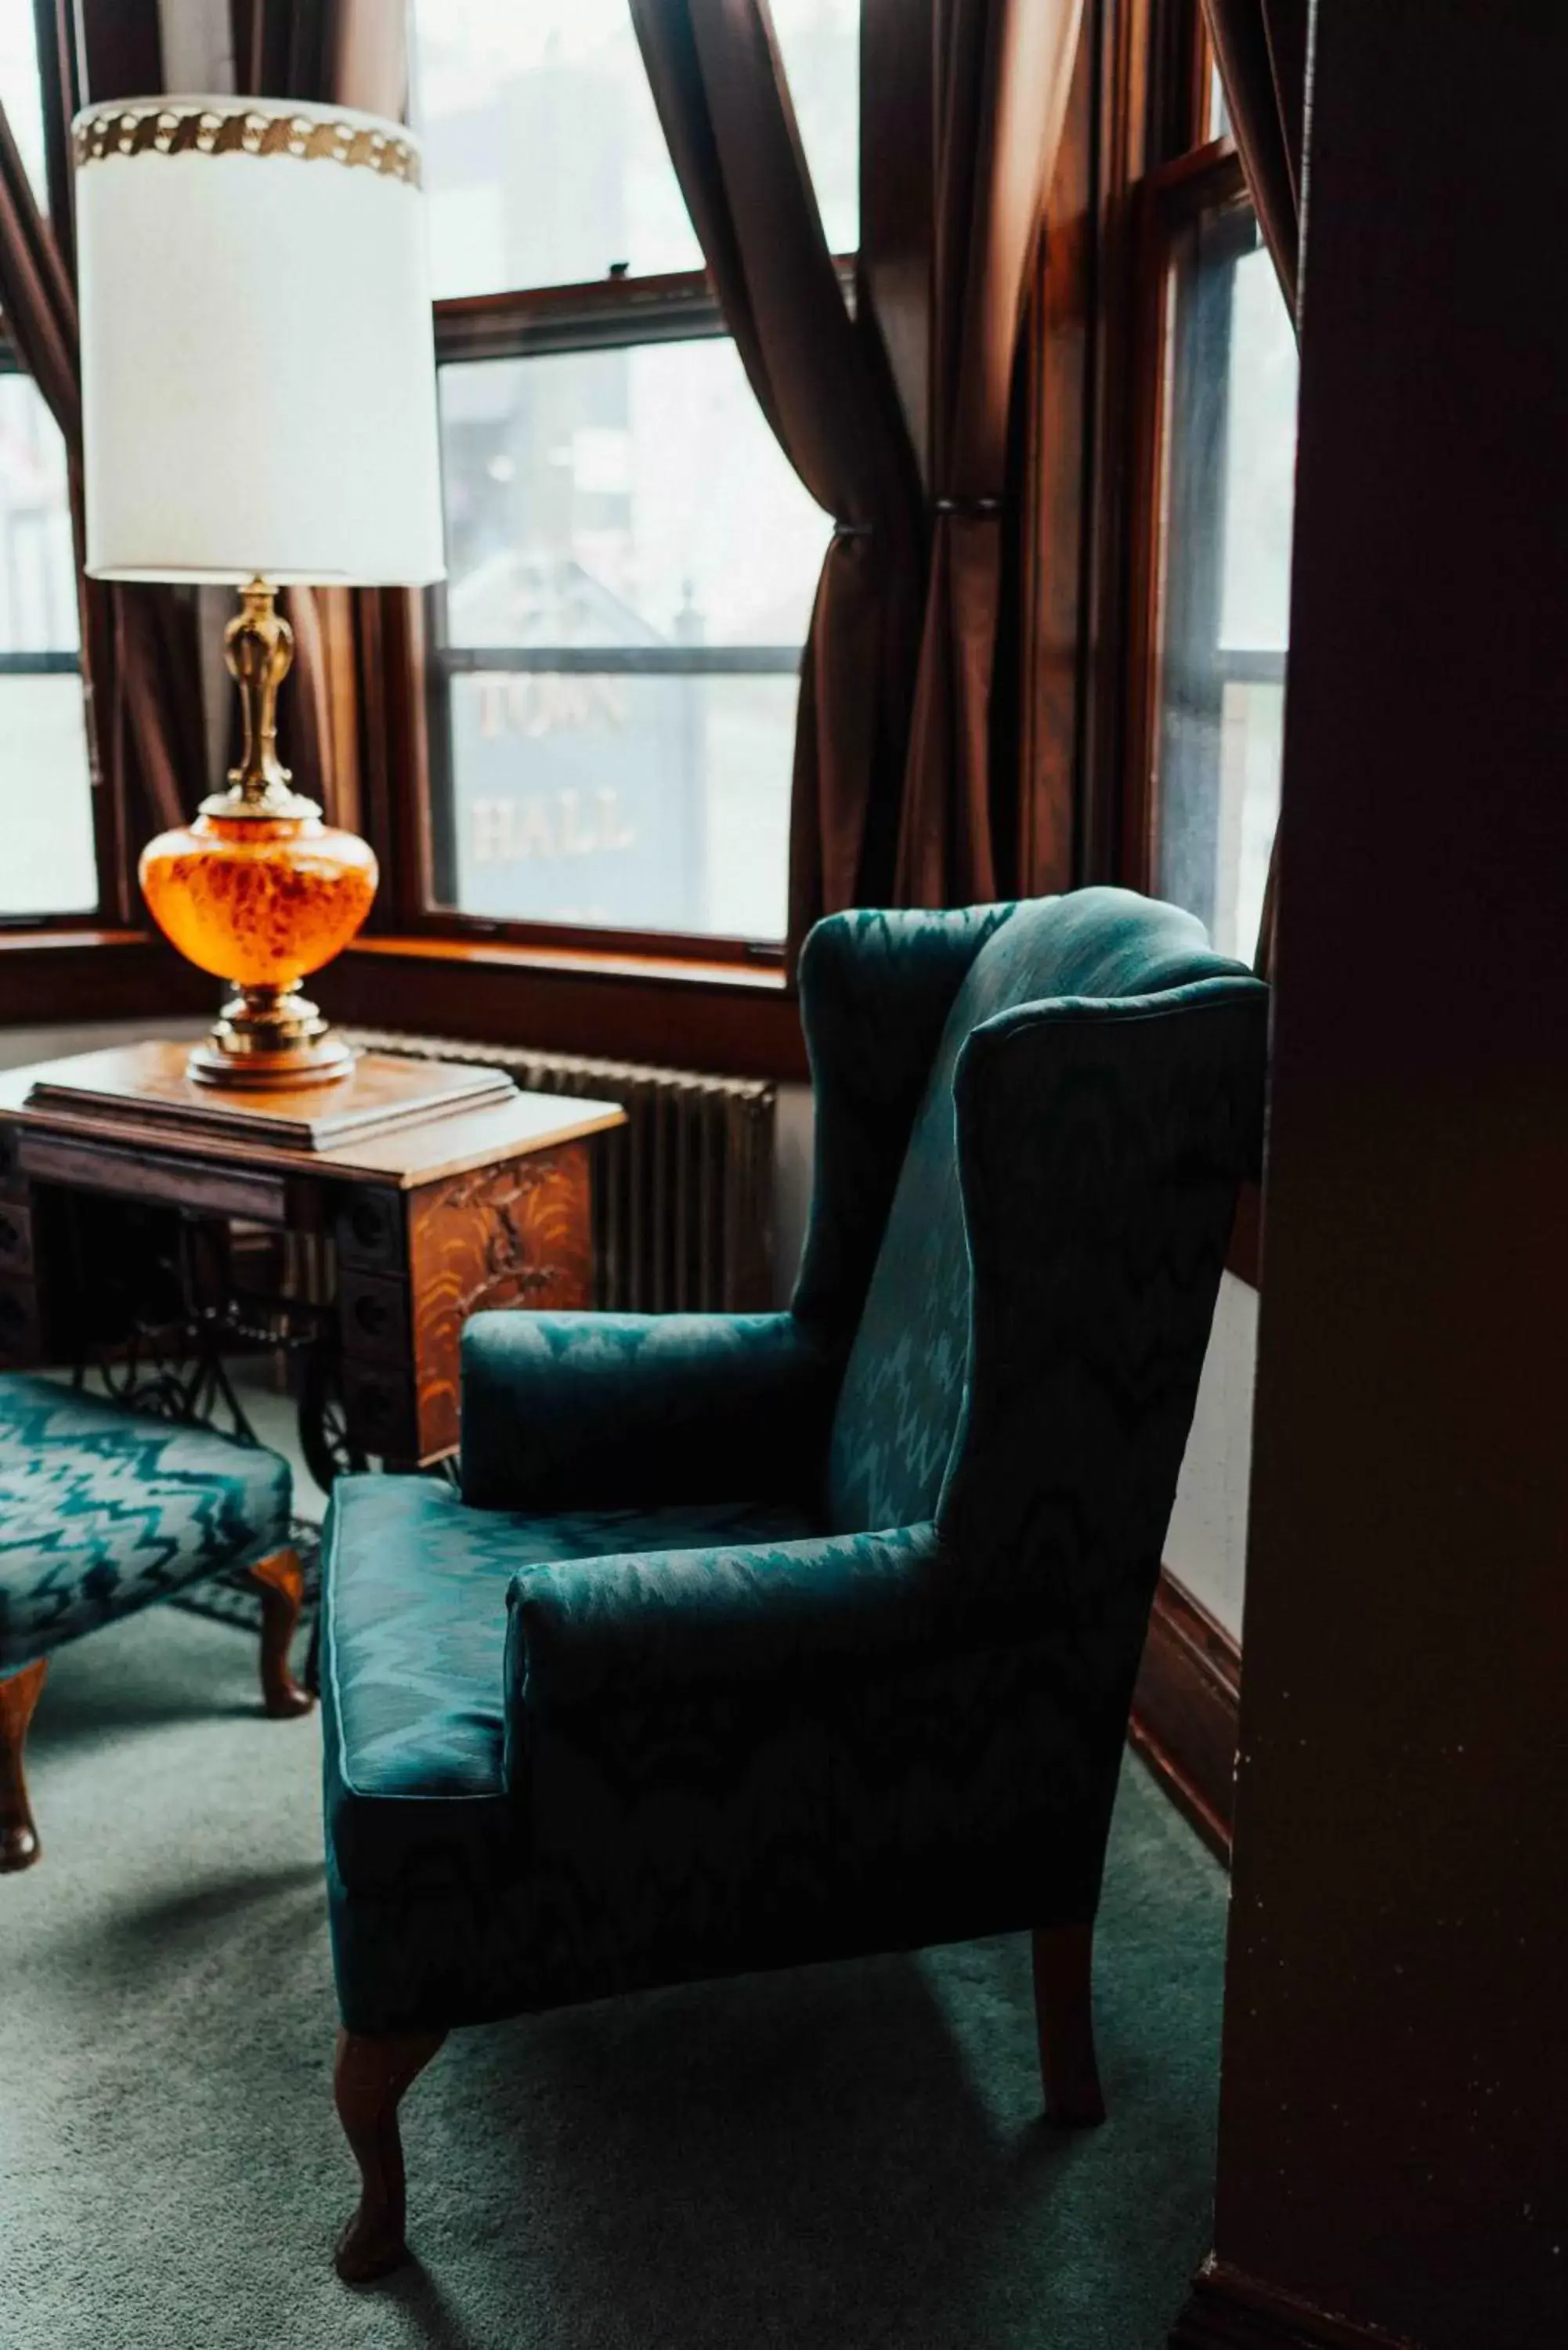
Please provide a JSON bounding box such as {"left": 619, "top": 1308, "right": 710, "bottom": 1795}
{"left": 0, "top": 1043, "right": 624, "bottom": 1476}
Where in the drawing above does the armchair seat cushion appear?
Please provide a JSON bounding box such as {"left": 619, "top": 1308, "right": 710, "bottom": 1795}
{"left": 322, "top": 1476, "right": 818, "bottom": 1882}
{"left": 0, "top": 1374, "right": 291, "bottom": 1674}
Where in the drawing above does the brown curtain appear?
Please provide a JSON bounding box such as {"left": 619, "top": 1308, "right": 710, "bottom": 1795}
{"left": 0, "top": 5, "right": 206, "bottom": 884}
{"left": 897, "top": 0, "right": 1084, "bottom": 907}
{"left": 630, "top": 0, "right": 923, "bottom": 949}
{"left": 1202, "top": 0, "right": 1309, "bottom": 975}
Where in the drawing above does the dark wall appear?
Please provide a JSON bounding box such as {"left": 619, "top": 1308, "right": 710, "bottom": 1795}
{"left": 1200, "top": 2, "right": 1568, "bottom": 2345}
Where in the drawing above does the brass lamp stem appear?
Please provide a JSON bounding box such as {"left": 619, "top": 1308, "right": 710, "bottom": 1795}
{"left": 223, "top": 577, "right": 296, "bottom": 812}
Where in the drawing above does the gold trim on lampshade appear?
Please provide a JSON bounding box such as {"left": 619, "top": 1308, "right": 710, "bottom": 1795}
{"left": 72, "top": 99, "right": 421, "bottom": 186}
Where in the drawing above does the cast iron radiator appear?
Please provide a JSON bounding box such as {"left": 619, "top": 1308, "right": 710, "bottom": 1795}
{"left": 341, "top": 1029, "right": 778, "bottom": 1314}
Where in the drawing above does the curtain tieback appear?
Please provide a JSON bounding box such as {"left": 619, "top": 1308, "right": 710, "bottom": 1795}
{"left": 932, "top": 495, "right": 1005, "bottom": 517}
{"left": 832, "top": 520, "right": 876, "bottom": 540}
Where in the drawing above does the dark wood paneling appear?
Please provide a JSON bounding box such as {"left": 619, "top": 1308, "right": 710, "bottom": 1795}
{"left": 1172, "top": 2260, "right": 1414, "bottom": 2349}
{"left": 1225, "top": 1177, "right": 1260, "bottom": 1288}
{"left": 1195, "top": 5, "right": 1568, "bottom": 2345}
{"left": 316, "top": 941, "right": 809, "bottom": 1083}
{"left": 1129, "top": 1569, "right": 1240, "bottom": 1864}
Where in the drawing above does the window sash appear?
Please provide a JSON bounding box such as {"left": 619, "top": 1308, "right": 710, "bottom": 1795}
{"left": 421, "top": 260, "right": 854, "bottom": 955}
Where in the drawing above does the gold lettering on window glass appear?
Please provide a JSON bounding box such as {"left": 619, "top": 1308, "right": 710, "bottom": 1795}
{"left": 475, "top": 675, "right": 630, "bottom": 742}
{"left": 468, "top": 791, "right": 639, "bottom": 867}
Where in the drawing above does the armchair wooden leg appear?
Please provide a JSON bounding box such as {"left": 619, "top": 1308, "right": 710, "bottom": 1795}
{"left": 0, "top": 1658, "right": 48, "bottom": 1873}
{"left": 248, "top": 1548, "right": 314, "bottom": 1719}
{"left": 1032, "top": 1920, "right": 1106, "bottom": 2126}
{"left": 333, "top": 2026, "right": 446, "bottom": 2283}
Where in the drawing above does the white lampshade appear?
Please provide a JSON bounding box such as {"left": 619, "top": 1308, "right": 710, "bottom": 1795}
{"left": 74, "top": 96, "right": 445, "bottom": 587}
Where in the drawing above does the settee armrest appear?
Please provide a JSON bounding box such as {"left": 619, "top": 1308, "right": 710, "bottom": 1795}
{"left": 504, "top": 1521, "right": 944, "bottom": 1745}
{"left": 461, "top": 1309, "right": 843, "bottom": 1511}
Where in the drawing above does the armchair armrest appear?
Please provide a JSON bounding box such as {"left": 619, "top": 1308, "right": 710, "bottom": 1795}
{"left": 502, "top": 1523, "right": 1115, "bottom": 1949}
{"left": 505, "top": 1521, "right": 944, "bottom": 1735}
{"left": 461, "top": 1309, "right": 844, "bottom": 1511}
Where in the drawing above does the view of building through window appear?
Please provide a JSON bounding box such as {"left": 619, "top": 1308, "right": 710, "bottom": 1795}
{"left": 413, "top": 0, "right": 858, "bottom": 298}
{"left": 433, "top": 339, "right": 831, "bottom": 940}
{"left": 413, "top": 0, "right": 858, "bottom": 945}
{"left": 1154, "top": 201, "right": 1298, "bottom": 964}
{"left": 0, "top": 0, "right": 96, "bottom": 919}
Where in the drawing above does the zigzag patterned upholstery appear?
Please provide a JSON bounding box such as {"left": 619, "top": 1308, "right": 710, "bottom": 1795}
{"left": 0, "top": 1375, "right": 291, "bottom": 1675}
{"left": 319, "top": 888, "right": 1269, "bottom": 2280}
{"left": 0, "top": 1374, "right": 299, "bottom": 1875}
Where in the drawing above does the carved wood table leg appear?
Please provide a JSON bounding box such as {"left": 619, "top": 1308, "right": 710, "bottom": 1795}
{"left": 334, "top": 2026, "right": 447, "bottom": 2283}
{"left": 1032, "top": 1919, "right": 1107, "bottom": 2126}
{"left": 247, "top": 1548, "right": 314, "bottom": 1719}
{"left": 0, "top": 1657, "right": 48, "bottom": 1872}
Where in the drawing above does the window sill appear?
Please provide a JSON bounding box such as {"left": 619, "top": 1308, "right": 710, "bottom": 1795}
{"left": 316, "top": 934, "right": 807, "bottom": 1081}
{"left": 0, "top": 927, "right": 808, "bottom": 1082}
{"left": 0, "top": 930, "right": 211, "bottom": 1026}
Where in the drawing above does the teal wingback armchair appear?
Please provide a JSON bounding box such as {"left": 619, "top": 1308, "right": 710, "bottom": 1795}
{"left": 320, "top": 888, "right": 1268, "bottom": 2281}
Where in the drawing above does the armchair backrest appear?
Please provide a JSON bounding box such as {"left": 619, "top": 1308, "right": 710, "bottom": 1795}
{"left": 794, "top": 889, "right": 1260, "bottom": 1536}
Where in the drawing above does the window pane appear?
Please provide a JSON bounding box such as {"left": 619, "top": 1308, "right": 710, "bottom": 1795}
{"left": 1153, "top": 202, "right": 1297, "bottom": 963}
{"left": 0, "top": 374, "right": 80, "bottom": 652}
{"left": 772, "top": 0, "right": 860, "bottom": 259}
{"left": 0, "top": 0, "right": 49, "bottom": 212}
{"left": 0, "top": 674, "right": 96, "bottom": 914}
{"left": 440, "top": 670, "right": 793, "bottom": 940}
{"left": 439, "top": 338, "right": 830, "bottom": 649}
{"left": 434, "top": 336, "right": 825, "bottom": 940}
{"left": 411, "top": 0, "right": 858, "bottom": 298}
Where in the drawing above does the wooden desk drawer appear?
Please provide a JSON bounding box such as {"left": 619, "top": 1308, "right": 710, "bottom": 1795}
{"left": 17, "top": 1132, "right": 288, "bottom": 1226}
{"left": 340, "top": 1358, "right": 419, "bottom": 1462}
{"left": 0, "top": 1201, "right": 33, "bottom": 1277}
{"left": 338, "top": 1266, "right": 411, "bottom": 1361}
{"left": 333, "top": 1184, "right": 406, "bottom": 1274}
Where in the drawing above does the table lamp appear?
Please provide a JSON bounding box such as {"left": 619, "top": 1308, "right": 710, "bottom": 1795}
{"left": 73, "top": 97, "right": 445, "bottom": 1087}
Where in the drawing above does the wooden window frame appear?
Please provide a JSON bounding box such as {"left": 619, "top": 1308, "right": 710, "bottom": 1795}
{"left": 1071, "top": 0, "right": 1263, "bottom": 1284}
{"left": 380, "top": 258, "right": 857, "bottom": 978}
{"left": 0, "top": 330, "right": 116, "bottom": 940}
{"left": 1118, "top": 137, "right": 1248, "bottom": 899}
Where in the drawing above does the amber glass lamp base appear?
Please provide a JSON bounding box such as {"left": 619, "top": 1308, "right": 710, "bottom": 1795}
{"left": 138, "top": 577, "right": 378, "bottom": 1088}
{"left": 140, "top": 804, "right": 378, "bottom": 1089}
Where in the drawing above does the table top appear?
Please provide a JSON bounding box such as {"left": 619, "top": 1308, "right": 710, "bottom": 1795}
{"left": 0, "top": 1041, "right": 626, "bottom": 1191}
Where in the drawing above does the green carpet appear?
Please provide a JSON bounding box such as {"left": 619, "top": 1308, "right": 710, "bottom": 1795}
{"left": 0, "top": 1605, "right": 1225, "bottom": 2349}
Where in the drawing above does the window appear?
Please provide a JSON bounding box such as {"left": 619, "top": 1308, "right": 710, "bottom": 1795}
{"left": 410, "top": 0, "right": 858, "bottom": 953}
{"left": 1150, "top": 197, "right": 1297, "bottom": 960}
{"left": 0, "top": 0, "right": 96, "bottom": 920}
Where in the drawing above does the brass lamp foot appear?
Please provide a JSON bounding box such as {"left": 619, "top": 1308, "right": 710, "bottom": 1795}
{"left": 188, "top": 982, "right": 356, "bottom": 1090}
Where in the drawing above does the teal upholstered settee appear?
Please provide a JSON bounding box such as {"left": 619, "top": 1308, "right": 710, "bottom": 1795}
{"left": 0, "top": 1375, "right": 308, "bottom": 1871}
{"left": 320, "top": 888, "right": 1267, "bottom": 2281}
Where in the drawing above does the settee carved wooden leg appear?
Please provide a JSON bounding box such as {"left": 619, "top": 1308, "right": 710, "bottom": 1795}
{"left": 1032, "top": 1920, "right": 1106, "bottom": 2126}
{"left": 248, "top": 1548, "right": 314, "bottom": 1719}
{"left": 333, "top": 2026, "right": 446, "bottom": 2283}
{"left": 0, "top": 1658, "right": 48, "bottom": 1873}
